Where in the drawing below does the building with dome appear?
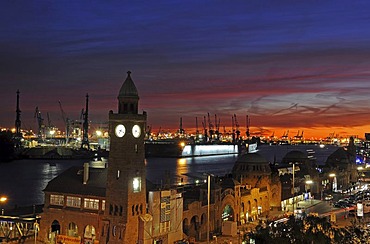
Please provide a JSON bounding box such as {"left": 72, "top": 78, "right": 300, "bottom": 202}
{"left": 232, "top": 152, "right": 281, "bottom": 222}
{"left": 322, "top": 137, "right": 358, "bottom": 193}
{"left": 181, "top": 152, "right": 281, "bottom": 240}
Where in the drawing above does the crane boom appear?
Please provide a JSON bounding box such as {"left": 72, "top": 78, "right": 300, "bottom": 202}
{"left": 58, "top": 101, "right": 70, "bottom": 144}
{"left": 34, "top": 106, "right": 44, "bottom": 140}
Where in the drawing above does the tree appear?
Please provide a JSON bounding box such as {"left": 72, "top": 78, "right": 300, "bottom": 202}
{"left": 247, "top": 215, "right": 367, "bottom": 244}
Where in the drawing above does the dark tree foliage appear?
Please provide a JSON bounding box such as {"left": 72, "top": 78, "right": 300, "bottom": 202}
{"left": 0, "top": 130, "right": 15, "bottom": 162}
{"left": 248, "top": 215, "right": 369, "bottom": 244}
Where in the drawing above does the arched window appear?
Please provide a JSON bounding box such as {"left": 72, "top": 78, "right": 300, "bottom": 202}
{"left": 84, "top": 225, "right": 96, "bottom": 242}
{"left": 67, "top": 222, "right": 78, "bottom": 237}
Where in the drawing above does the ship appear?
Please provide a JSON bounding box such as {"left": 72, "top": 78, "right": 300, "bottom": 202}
{"left": 145, "top": 114, "right": 248, "bottom": 157}
{"left": 145, "top": 138, "right": 239, "bottom": 157}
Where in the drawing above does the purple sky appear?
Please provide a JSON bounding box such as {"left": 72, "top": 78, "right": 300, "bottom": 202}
{"left": 1, "top": 1, "right": 370, "bottom": 138}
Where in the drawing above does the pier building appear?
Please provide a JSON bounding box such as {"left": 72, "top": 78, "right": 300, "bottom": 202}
{"left": 38, "top": 72, "right": 282, "bottom": 243}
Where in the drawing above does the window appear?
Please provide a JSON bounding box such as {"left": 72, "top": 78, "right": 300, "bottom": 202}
{"left": 67, "top": 222, "right": 78, "bottom": 237}
{"left": 84, "top": 198, "right": 99, "bottom": 210}
{"left": 66, "top": 196, "right": 81, "bottom": 208}
{"left": 50, "top": 194, "right": 64, "bottom": 206}
{"left": 133, "top": 177, "right": 141, "bottom": 193}
{"left": 160, "top": 221, "right": 170, "bottom": 233}
{"left": 102, "top": 200, "right": 106, "bottom": 211}
{"left": 160, "top": 196, "right": 171, "bottom": 222}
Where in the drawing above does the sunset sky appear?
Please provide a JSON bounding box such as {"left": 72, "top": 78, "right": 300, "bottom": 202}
{"left": 1, "top": 1, "right": 370, "bottom": 139}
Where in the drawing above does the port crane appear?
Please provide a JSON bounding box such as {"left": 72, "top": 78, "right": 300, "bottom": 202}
{"left": 281, "top": 130, "right": 290, "bottom": 144}
{"left": 246, "top": 115, "right": 251, "bottom": 138}
{"left": 58, "top": 101, "right": 71, "bottom": 144}
{"left": 34, "top": 106, "right": 44, "bottom": 140}
{"left": 214, "top": 114, "right": 221, "bottom": 141}
{"left": 13, "top": 90, "right": 22, "bottom": 148}
{"left": 233, "top": 114, "right": 240, "bottom": 141}
{"left": 294, "top": 130, "right": 304, "bottom": 141}
{"left": 81, "top": 94, "right": 90, "bottom": 149}
{"left": 195, "top": 117, "right": 199, "bottom": 139}
{"left": 207, "top": 113, "right": 214, "bottom": 141}
{"left": 178, "top": 117, "right": 185, "bottom": 137}
{"left": 46, "top": 112, "right": 52, "bottom": 128}
{"left": 202, "top": 116, "right": 208, "bottom": 143}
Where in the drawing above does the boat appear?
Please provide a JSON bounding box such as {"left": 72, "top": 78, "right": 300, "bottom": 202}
{"left": 145, "top": 138, "right": 239, "bottom": 157}
{"left": 20, "top": 146, "right": 97, "bottom": 159}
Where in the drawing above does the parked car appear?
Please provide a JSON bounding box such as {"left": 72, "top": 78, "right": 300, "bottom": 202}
{"left": 324, "top": 194, "right": 333, "bottom": 201}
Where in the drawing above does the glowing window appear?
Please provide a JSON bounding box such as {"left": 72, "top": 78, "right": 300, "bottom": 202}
{"left": 133, "top": 177, "right": 141, "bottom": 193}
{"left": 66, "top": 196, "right": 81, "bottom": 208}
{"left": 84, "top": 198, "right": 99, "bottom": 210}
{"left": 50, "top": 194, "right": 64, "bottom": 206}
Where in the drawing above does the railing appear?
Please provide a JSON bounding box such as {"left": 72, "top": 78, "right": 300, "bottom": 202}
{"left": 0, "top": 215, "right": 40, "bottom": 243}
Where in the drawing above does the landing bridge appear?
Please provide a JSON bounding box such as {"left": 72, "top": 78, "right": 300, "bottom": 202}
{"left": 0, "top": 215, "right": 40, "bottom": 243}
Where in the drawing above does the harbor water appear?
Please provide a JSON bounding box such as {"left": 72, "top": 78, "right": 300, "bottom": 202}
{"left": 0, "top": 143, "right": 337, "bottom": 209}
{"left": 0, "top": 154, "right": 238, "bottom": 208}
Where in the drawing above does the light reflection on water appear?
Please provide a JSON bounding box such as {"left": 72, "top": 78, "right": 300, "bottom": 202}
{"left": 0, "top": 154, "right": 238, "bottom": 208}
{"left": 145, "top": 154, "right": 238, "bottom": 186}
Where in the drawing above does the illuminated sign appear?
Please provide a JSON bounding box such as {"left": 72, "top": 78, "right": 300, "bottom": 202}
{"left": 56, "top": 235, "right": 81, "bottom": 244}
{"left": 357, "top": 203, "right": 364, "bottom": 217}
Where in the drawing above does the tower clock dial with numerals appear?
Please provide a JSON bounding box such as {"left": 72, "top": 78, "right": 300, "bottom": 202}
{"left": 115, "top": 124, "right": 126, "bottom": 137}
{"left": 132, "top": 124, "right": 141, "bottom": 138}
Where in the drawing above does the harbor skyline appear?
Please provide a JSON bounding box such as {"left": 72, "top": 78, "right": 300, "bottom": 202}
{"left": 1, "top": 1, "right": 370, "bottom": 138}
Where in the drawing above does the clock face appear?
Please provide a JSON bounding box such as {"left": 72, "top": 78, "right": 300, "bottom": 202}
{"left": 132, "top": 124, "right": 141, "bottom": 138}
{"left": 115, "top": 124, "right": 126, "bottom": 137}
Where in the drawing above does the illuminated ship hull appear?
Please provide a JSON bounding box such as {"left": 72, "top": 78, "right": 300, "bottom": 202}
{"left": 145, "top": 140, "right": 239, "bottom": 157}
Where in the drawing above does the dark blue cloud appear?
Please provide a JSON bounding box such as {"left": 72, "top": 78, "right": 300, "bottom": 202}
{"left": 1, "top": 1, "right": 370, "bottom": 137}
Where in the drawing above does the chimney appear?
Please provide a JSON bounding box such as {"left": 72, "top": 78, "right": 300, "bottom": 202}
{"left": 83, "top": 162, "right": 89, "bottom": 184}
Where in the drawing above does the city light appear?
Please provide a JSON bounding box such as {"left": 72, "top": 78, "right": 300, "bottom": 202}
{"left": 96, "top": 130, "right": 102, "bottom": 137}
{"left": 0, "top": 196, "right": 7, "bottom": 202}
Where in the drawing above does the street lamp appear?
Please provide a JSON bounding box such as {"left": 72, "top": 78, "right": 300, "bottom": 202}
{"left": 305, "top": 180, "right": 313, "bottom": 204}
{"left": 204, "top": 173, "right": 213, "bottom": 244}
{"left": 207, "top": 174, "right": 210, "bottom": 244}
{"left": 290, "top": 162, "right": 297, "bottom": 215}
{"left": 329, "top": 173, "right": 336, "bottom": 192}
{"left": 0, "top": 196, "right": 7, "bottom": 215}
{"left": 358, "top": 166, "right": 365, "bottom": 191}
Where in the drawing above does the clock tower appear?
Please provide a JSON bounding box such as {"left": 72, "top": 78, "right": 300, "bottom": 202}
{"left": 104, "top": 71, "right": 147, "bottom": 243}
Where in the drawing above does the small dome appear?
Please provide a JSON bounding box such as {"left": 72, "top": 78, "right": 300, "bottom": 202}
{"left": 326, "top": 148, "right": 350, "bottom": 164}
{"left": 232, "top": 153, "right": 271, "bottom": 176}
{"left": 236, "top": 152, "right": 269, "bottom": 165}
{"left": 281, "top": 150, "right": 308, "bottom": 164}
{"left": 118, "top": 71, "right": 139, "bottom": 99}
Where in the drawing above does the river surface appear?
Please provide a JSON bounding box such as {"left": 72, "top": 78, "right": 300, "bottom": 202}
{"left": 0, "top": 143, "right": 337, "bottom": 209}
{"left": 0, "top": 154, "right": 238, "bottom": 208}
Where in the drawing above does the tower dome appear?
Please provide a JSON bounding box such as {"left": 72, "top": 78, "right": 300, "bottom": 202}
{"left": 118, "top": 71, "right": 139, "bottom": 114}
{"left": 118, "top": 71, "right": 139, "bottom": 98}
{"left": 232, "top": 153, "right": 271, "bottom": 184}
{"left": 281, "top": 150, "right": 309, "bottom": 164}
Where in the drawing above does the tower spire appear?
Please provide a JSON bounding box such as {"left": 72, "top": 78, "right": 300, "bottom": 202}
{"left": 118, "top": 71, "right": 139, "bottom": 114}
